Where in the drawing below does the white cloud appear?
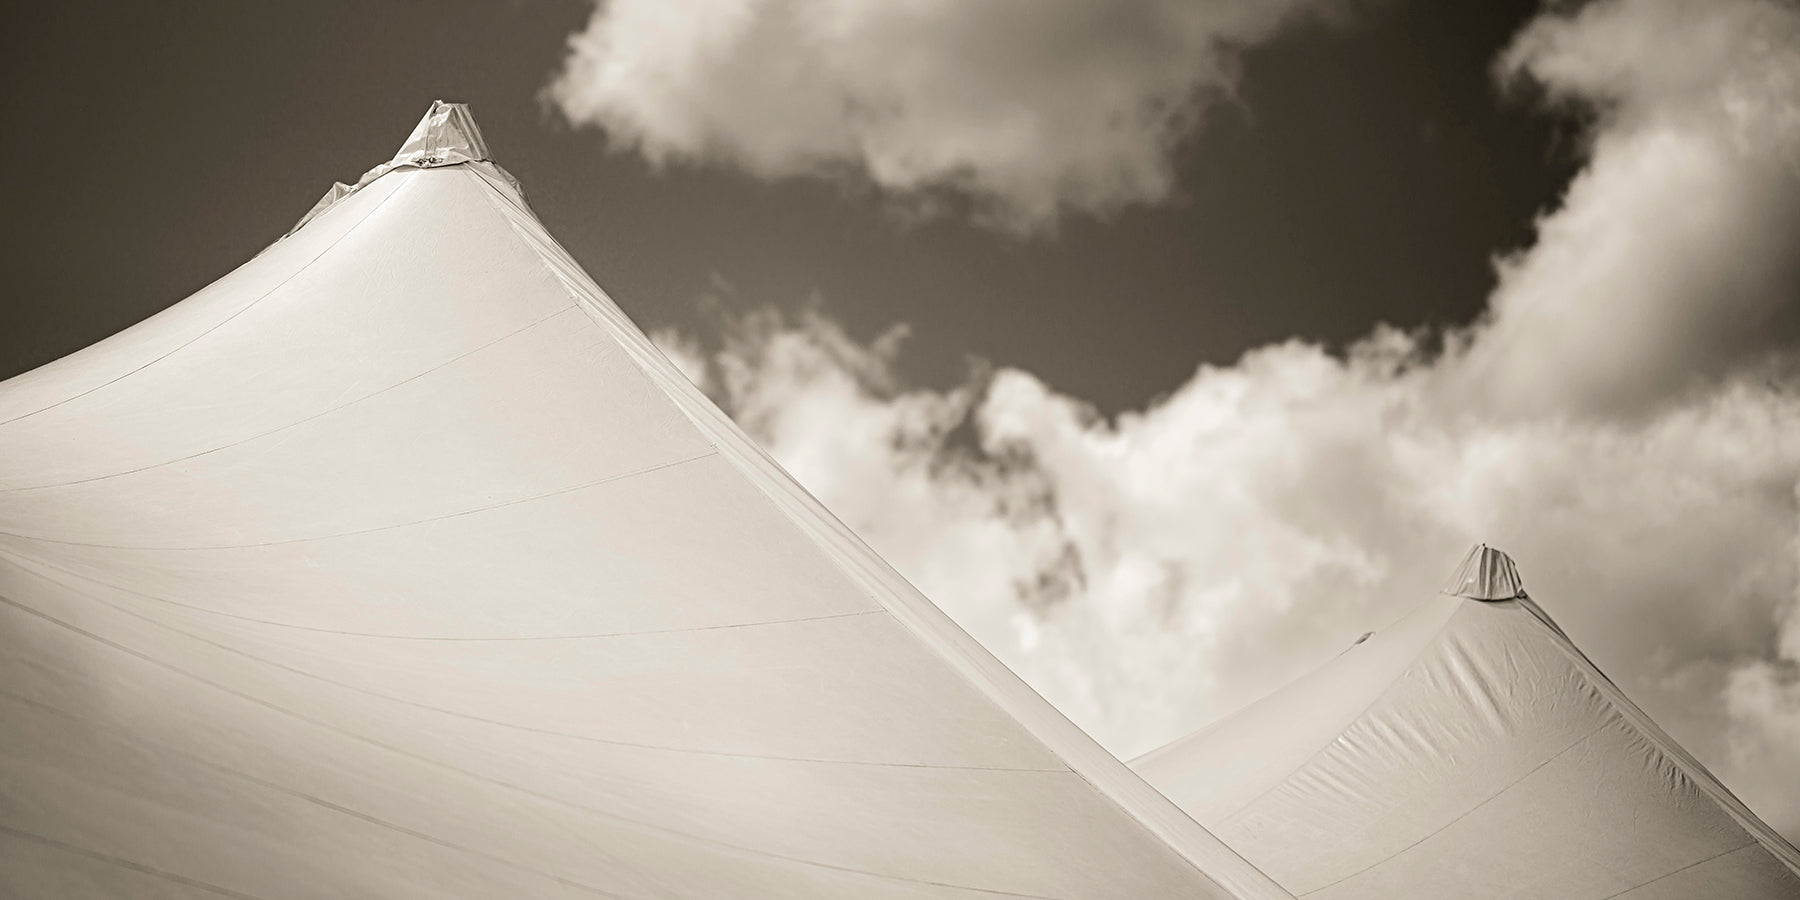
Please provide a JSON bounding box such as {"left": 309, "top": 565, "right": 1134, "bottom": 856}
{"left": 545, "top": 0, "right": 1344, "bottom": 231}
{"left": 1726, "top": 652, "right": 1800, "bottom": 838}
{"left": 1448, "top": 0, "right": 1800, "bottom": 418}
{"left": 651, "top": 0, "right": 1800, "bottom": 838}
{"left": 664, "top": 313, "right": 1800, "bottom": 788}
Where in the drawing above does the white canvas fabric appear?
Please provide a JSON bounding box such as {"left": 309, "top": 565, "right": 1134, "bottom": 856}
{"left": 1132, "top": 545, "right": 1800, "bottom": 900}
{"left": 0, "top": 103, "right": 1292, "bottom": 899}
{"left": 1437, "top": 543, "right": 1525, "bottom": 601}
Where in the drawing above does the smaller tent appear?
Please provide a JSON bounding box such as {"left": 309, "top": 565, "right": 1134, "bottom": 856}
{"left": 1132, "top": 544, "right": 1800, "bottom": 900}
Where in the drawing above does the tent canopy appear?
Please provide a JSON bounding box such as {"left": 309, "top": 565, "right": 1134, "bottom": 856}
{"left": 1131, "top": 545, "right": 1800, "bottom": 900}
{"left": 0, "top": 102, "right": 1289, "bottom": 899}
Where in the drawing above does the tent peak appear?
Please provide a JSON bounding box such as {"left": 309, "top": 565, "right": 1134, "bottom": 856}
{"left": 1440, "top": 543, "right": 1526, "bottom": 601}
{"left": 287, "top": 101, "right": 517, "bottom": 238}
{"left": 386, "top": 100, "right": 492, "bottom": 172}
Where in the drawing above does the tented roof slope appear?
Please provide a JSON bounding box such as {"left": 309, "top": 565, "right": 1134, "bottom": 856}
{"left": 1132, "top": 544, "right": 1800, "bottom": 900}
{"left": 0, "top": 102, "right": 1291, "bottom": 899}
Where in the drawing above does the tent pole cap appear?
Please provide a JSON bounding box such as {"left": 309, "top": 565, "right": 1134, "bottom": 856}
{"left": 1440, "top": 543, "right": 1527, "bottom": 601}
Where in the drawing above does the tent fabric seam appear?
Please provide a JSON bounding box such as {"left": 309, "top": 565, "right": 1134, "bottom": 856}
{"left": 0, "top": 176, "right": 415, "bottom": 431}
{"left": 1514, "top": 597, "right": 1800, "bottom": 875}
{"left": 0, "top": 448, "right": 724, "bottom": 551}
{"left": 3, "top": 561, "right": 1057, "bottom": 772}
{"left": 0, "top": 593, "right": 1069, "bottom": 899}
{"left": 1, "top": 692, "right": 638, "bottom": 899}
{"left": 0, "top": 824, "right": 267, "bottom": 900}
{"left": 0, "top": 547, "right": 884, "bottom": 640}
{"left": 1595, "top": 841, "right": 1763, "bottom": 900}
{"left": 0, "top": 304, "right": 583, "bottom": 494}
{"left": 1293, "top": 716, "right": 1613, "bottom": 896}
{"left": 1213, "top": 603, "right": 1466, "bottom": 828}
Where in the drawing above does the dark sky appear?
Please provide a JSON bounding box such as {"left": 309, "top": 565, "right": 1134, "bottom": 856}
{"left": 1, "top": 0, "right": 1578, "bottom": 413}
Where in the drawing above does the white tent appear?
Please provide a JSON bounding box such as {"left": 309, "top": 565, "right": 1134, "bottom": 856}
{"left": 0, "top": 103, "right": 1292, "bottom": 899}
{"left": 1132, "top": 544, "right": 1800, "bottom": 899}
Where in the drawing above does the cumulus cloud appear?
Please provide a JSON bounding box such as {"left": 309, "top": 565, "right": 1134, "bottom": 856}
{"left": 651, "top": 0, "right": 1800, "bottom": 837}
{"left": 1448, "top": 0, "right": 1800, "bottom": 417}
{"left": 727, "top": 328, "right": 1800, "bottom": 829}
{"left": 668, "top": 310, "right": 1800, "bottom": 835}
{"left": 545, "top": 0, "right": 1345, "bottom": 231}
{"left": 1722, "top": 513, "right": 1800, "bottom": 838}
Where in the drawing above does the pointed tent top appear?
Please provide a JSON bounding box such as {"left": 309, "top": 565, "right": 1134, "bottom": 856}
{"left": 288, "top": 101, "right": 520, "bottom": 237}
{"left": 385, "top": 100, "right": 492, "bottom": 172}
{"left": 353, "top": 100, "right": 496, "bottom": 189}
{"left": 1440, "top": 543, "right": 1526, "bottom": 601}
{"left": 1134, "top": 542, "right": 1800, "bottom": 892}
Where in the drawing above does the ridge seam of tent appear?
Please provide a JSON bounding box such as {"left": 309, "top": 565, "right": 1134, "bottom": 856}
{"left": 0, "top": 591, "right": 1069, "bottom": 899}
{"left": 0, "top": 304, "right": 583, "bottom": 494}
{"left": 0, "top": 548, "right": 884, "bottom": 640}
{"left": 0, "top": 824, "right": 266, "bottom": 900}
{"left": 1293, "top": 716, "right": 1614, "bottom": 896}
{"left": 1, "top": 691, "right": 638, "bottom": 898}
{"left": 6, "top": 557, "right": 1065, "bottom": 771}
{"left": 1213, "top": 602, "right": 1466, "bottom": 828}
{"left": 456, "top": 166, "right": 1296, "bottom": 900}
{"left": 0, "top": 448, "right": 723, "bottom": 551}
{"left": 0, "top": 175, "right": 416, "bottom": 430}
{"left": 1594, "top": 842, "right": 1763, "bottom": 900}
{"left": 1514, "top": 596, "right": 1800, "bottom": 875}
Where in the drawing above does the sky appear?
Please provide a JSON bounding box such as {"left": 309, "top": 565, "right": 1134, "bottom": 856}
{"left": 1, "top": 0, "right": 1580, "bottom": 409}
{"left": 6, "top": 0, "right": 1800, "bottom": 843}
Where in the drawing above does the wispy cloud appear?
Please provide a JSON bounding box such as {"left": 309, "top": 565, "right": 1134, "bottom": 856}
{"left": 652, "top": 0, "right": 1800, "bottom": 838}
{"left": 544, "top": 0, "right": 1347, "bottom": 232}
